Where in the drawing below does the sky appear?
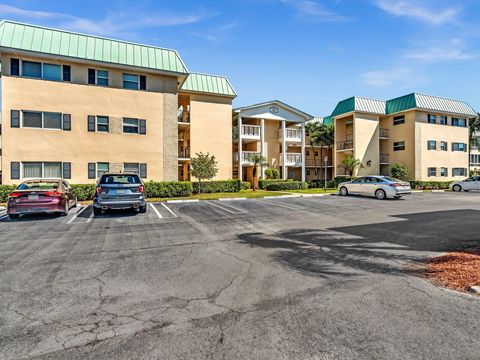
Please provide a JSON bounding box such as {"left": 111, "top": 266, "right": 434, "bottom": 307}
{"left": 1, "top": 0, "right": 480, "bottom": 116}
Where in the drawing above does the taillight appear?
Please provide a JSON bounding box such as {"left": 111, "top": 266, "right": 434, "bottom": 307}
{"left": 96, "top": 187, "right": 102, "bottom": 194}
{"left": 139, "top": 185, "right": 144, "bottom": 193}
{"left": 389, "top": 183, "right": 401, "bottom": 187}
{"left": 8, "top": 192, "right": 21, "bottom": 198}
{"left": 44, "top": 190, "right": 62, "bottom": 197}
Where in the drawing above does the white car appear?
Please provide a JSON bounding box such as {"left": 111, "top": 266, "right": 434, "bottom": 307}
{"left": 338, "top": 176, "right": 411, "bottom": 200}
{"left": 450, "top": 176, "right": 480, "bottom": 192}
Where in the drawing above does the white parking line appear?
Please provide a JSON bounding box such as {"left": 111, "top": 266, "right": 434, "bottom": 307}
{"left": 0, "top": 213, "right": 9, "bottom": 221}
{"left": 205, "top": 200, "right": 246, "bottom": 214}
{"left": 255, "top": 199, "right": 304, "bottom": 211}
{"left": 160, "top": 203, "right": 178, "bottom": 218}
{"left": 149, "top": 203, "right": 163, "bottom": 218}
{"left": 86, "top": 211, "right": 94, "bottom": 223}
{"left": 66, "top": 205, "right": 88, "bottom": 224}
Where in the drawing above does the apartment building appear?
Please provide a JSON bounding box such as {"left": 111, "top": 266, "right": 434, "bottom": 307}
{"left": 470, "top": 130, "right": 480, "bottom": 174}
{"left": 331, "top": 93, "right": 476, "bottom": 181}
{"left": 0, "top": 20, "right": 236, "bottom": 184}
{"left": 232, "top": 101, "right": 313, "bottom": 183}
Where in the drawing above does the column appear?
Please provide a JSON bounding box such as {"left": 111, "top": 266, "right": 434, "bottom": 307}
{"left": 301, "top": 122, "right": 306, "bottom": 182}
{"left": 238, "top": 117, "right": 243, "bottom": 181}
{"left": 282, "top": 120, "right": 287, "bottom": 180}
{"left": 260, "top": 118, "right": 265, "bottom": 179}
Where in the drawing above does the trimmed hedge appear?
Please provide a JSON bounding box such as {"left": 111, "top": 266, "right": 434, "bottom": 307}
{"left": 333, "top": 176, "right": 353, "bottom": 187}
{"left": 145, "top": 181, "right": 193, "bottom": 198}
{"left": 308, "top": 180, "right": 335, "bottom": 189}
{"left": 0, "top": 185, "right": 17, "bottom": 203}
{"left": 258, "top": 179, "right": 293, "bottom": 190}
{"left": 241, "top": 181, "right": 251, "bottom": 190}
{"left": 408, "top": 181, "right": 452, "bottom": 190}
{"left": 192, "top": 180, "right": 246, "bottom": 194}
{"left": 265, "top": 181, "right": 308, "bottom": 191}
{"left": 72, "top": 184, "right": 96, "bottom": 201}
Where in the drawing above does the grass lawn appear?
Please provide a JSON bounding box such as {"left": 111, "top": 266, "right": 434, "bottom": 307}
{"left": 286, "top": 188, "right": 337, "bottom": 194}
{"left": 148, "top": 189, "right": 288, "bottom": 202}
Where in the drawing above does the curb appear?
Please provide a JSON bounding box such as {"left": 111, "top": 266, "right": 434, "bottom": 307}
{"left": 264, "top": 195, "right": 301, "bottom": 199}
{"left": 469, "top": 286, "right": 480, "bottom": 294}
{"left": 219, "top": 198, "right": 247, "bottom": 201}
{"left": 299, "top": 193, "right": 330, "bottom": 197}
{"left": 167, "top": 199, "right": 200, "bottom": 204}
{"left": 431, "top": 190, "right": 445, "bottom": 193}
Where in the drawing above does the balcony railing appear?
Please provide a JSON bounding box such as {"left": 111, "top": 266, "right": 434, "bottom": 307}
{"left": 281, "top": 153, "right": 302, "bottom": 166}
{"left": 379, "top": 128, "right": 389, "bottom": 138}
{"left": 279, "top": 128, "right": 302, "bottom": 142}
{"left": 242, "top": 125, "right": 261, "bottom": 138}
{"left": 305, "top": 159, "right": 332, "bottom": 167}
{"left": 178, "top": 110, "right": 190, "bottom": 123}
{"left": 233, "top": 151, "right": 261, "bottom": 165}
{"left": 337, "top": 137, "right": 354, "bottom": 151}
{"left": 380, "top": 154, "right": 389, "bottom": 164}
{"left": 178, "top": 146, "right": 190, "bottom": 159}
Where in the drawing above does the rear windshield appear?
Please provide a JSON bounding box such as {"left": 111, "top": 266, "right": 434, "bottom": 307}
{"left": 17, "top": 181, "right": 59, "bottom": 190}
{"left": 382, "top": 176, "right": 403, "bottom": 183}
{"left": 100, "top": 175, "right": 141, "bottom": 185}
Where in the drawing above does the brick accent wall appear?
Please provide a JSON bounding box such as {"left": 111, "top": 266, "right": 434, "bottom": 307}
{"left": 110, "top": 117, "right": 123, "bottom": 134}
{"left": 163, "top": 93, "right": 178, "bottom": 181}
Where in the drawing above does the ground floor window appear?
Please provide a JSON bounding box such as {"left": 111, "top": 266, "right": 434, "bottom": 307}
{"left": 427, "top": 167, "right": 437, "bottom": 177}
{"left": 452, "top": 168, "right": 467, "bottom": 176}
{"left": 22, "top": 162, "right": 62, "bottom": 178}
{"left": 97, "top": 163, "right": 109, "bottom": 178}
{"left": 124, "top": 163, "right": 140, "bottom": 174}
{"left": 440, "top": 167, "right": 448, "bottom": 177}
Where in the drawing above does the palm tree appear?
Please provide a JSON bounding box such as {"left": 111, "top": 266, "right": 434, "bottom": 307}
{"left": 317, "top": 124, "right": 335, "bottom": 181}
{"left": 305, "top": 122, "right": 321, "bottom": 178}
{"left": 340, "top": 155, "right": 362, "bottom": 176}
{"left": 251, "top": 154, "right": 268, "bottom": 191}
{"left": 305, "top": 122, "right": 335, "bottom": 181}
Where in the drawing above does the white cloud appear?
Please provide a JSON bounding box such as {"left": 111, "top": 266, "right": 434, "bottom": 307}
{"left": 373, "top": 0, "right": 461, "bottom": 26}
{"left": 405, "top": 39, "right": 475, "bottom": 63}
{"left": 191, "top": 21, "right": 242, "bottom": 43}
{"left": 361, "top": 67, "right": 419, "bottom": 87}
{"left": 281, "top": 0, "right": 349, "bottom": 22}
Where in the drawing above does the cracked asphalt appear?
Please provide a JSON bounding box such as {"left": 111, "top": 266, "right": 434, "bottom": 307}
{"left": 1, "top": 192, "right": 480, "bottom": 359}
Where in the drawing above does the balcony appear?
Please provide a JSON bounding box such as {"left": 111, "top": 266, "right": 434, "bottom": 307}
{"left": 178, "top": 109, "right": 190, "bottom": 124}
{"left": 281, "top": 153, "right": 303, "bottom": 167}
{"left": 337, "top": 136, "right": 353, "bottom": 151}
{"left": 178, "top": 146, "right": 190, "bottom": 160}
{"left": 379, "top": 128, "right": 389, "bottom": 139}
{"left": 380, "top": 154, "right": 389, "bottom": 164}
{"left": 279, "top": 128, "right": 302, "bottom": 143}
{"left": 237, "top": 125, "right": 261, "bottom": 142}
{"left": 233, "top": 151, "right": 261, "bottom": 165}
{"left": 305, "top": 159, "right": 333, "bottom": 167}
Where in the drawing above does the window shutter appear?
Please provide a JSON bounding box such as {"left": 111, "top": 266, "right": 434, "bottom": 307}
{"left": 11, "top": 162, "right": 20, "bottom": 180}
{"left": 140, "top": 75, "right": 146, "bottom": 90}
{"left": 62, "top": 162, "right": 71, "bottom": 179}
{"left": 88, "top": 115, "right": 96, "bottom": 132}
{"left": 140, "top": 163, "right": 147, "bottom": 179}
{"left": 62, "top": 65, "right": 71, "bottom": 81}
{"left": 139, "top": 119, "right": 146, "bottom": 134}
{"left": 464, "top": 144, "right": 467, "bottom": 152}
{"left": 62, "top": 114, "right": 71, "bottom": 131}
{"left": 88, "top": 163, "right": 96, "bottom": 179}
{"left": 11, "top": 58, "right": 20, "bottom": 76}
{"left": 11, "top": 110, "right": 20, "bottom": 128}
{"left": 88, "top": 69, "right": 96, "bottom": 85}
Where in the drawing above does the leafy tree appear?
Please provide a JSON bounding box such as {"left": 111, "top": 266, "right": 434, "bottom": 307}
{"left": 390, "top": 163, "right": 408, "bottom": 180}
{"left": 250, "top": 154, "right": 268, "bottom": 191}
{"left": 469, "top": 113, "right": 480, "bottom": 146}
{"left": 340, "top": 155, "right": 362, "bottom": 176}
{"left": 190, "top": 152, "right": 218, "bottom": 193}
{"left": 305, "top": 122, "right": 335, "bottom": 180}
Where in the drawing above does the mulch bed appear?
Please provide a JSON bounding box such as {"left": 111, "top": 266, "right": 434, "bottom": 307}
{"left": 425, "top": 247, "right": 480, "bottom": 293}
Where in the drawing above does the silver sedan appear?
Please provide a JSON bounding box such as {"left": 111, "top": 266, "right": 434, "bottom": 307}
{"left": 450, "top": 176, "right": 480, "bottom": 192}
{"left": 338, "top": 176, "right": 411, "bottom": 200}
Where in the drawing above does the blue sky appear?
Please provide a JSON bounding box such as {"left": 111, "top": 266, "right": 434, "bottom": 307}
{"left": 1, "top": 0, "right": 480, "bottom": 116}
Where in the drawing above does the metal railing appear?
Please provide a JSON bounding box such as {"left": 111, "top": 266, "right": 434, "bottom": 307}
{"left": 242, "top": 125, "right": 261, "bottom": 137}
{"left": 178, "top": 146, "right": 190, "bottom": 159}
{"left": 178, "top": 110, "right": 190, "bottom": 123}
{"left": 305, "top": 159, "right": 332, "bottom": 167}
{"left": 282, "top": 153, "right": 302, "bottom": 166}
{"left": 279, "top": 128, "right": 302, "bottom": 141}
{"left": 233, "top": 151, "right": 261, "bottom": 164}
{"left": 379, "top": 128, "right": 389, "bottom": 138}
{"left": 380, "top": 154, "right": 389, "bottom": 164}
{"left": 337, "top": 139, "right": 354, "bottom": 151}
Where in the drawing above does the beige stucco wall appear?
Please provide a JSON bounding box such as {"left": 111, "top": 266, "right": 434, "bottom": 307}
{"left": 353, "top": 113, "right": 380, "bottom": 176}
{"left": 1, "top": 75, "right": 177, "bottom": 184}
{"left": 264, "top": 120, "right": 280, "bottom": 169}
{"left": 189, "top": 94, "right": 233, "bottom": 180}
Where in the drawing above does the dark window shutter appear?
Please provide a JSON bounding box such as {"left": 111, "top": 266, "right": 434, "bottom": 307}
{"left": 140, "top": 75, "right": 146, "bottom": 90}
{"left": 88, "top": 69, "right": 96, "bottom": 85}
{"left": 63, "top": 65, "right": 71, "bottom": 81}
{"left": 11, "top": 110, "right": 20, "bottom": 128}
{"left": 464, "top": 144, "right": 468, "bottom": 152}
{"left": 88, "top": 115, "right": 96, "bottom": 132}
{"left": 88, "top": 163, "right": 96, "bottom": 179}
{"left": 140, "top": 163, "right": 147, "bottom": 179}
{"left": 11, "top": 162, "right": 20, "bottom": 180}
{"left": 139, "top": 119, "right": 146, "bottom": 134}
{"left": 11, "top": 58, "right": 20, "bottom": 76}
{"left": 63, "top": 162, "right": 71, "bottom": 179}
{"left": 62, "top": 114, "right": 71, "bottom": 131}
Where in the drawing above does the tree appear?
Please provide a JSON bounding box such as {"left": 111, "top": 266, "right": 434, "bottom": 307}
{"left": 305, "top": 122, "right": 335, "bottom": 181}
{"left": 340, "top": 155, "right": 362, "bottom": 176}
{"left": 391, "top": 163, "right": 408, "bottom": 180}
{"left": 250, "top": 154, "right": 268, "bottom": 191}
{"left": 469, "top": 113, "right": 480, "bottom": 148}
{"left": 305, "top": 121, "right": 322, "bottom": 179}
{"left": 190, "top": 152, "right": 218, "bottom": 193}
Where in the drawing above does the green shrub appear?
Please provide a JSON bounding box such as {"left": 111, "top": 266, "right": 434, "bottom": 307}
{"left": 265, "top": 167, "right": 280, "bottom": 179}
{"left": 145, "top": 181, "right": 193, "bottom": 198}
{"left": 192, "top": 180, "right": 243, "bottom": 194}
{"left": 72, "top": 184, "right": 96, "bottom": 201}
{"left": 241, "top": 181, "right": 251, "bottom": 190}
{"left": 0, "top": 185, "right": 17, "bottom": 203}
{"left": 265, "top": 181, "right": 308, "bottom": 191}
{"left": 408, "top": 181, "right": 451, "bottom": 190}
{"left": 391, "top": 163, "right": 408, "bottom": 180}
{"left": 258, "top": 178, "right": 293, "bottom": 189}
{"left": 333, "top": 176, "right": 353, "bottom": 187}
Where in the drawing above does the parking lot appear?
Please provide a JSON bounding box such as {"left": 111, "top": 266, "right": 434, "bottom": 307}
{"left": 1, "top": 192, "right": 480, "bottom": 359}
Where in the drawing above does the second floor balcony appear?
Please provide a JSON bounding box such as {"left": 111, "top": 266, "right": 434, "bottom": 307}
{"left": 279, "top": 128, "right": 302, "bottom": 143}
{"left": 178, "top": 109, "right": 190, "bottom": 124}
{"left": 233, "top": 151, "right": 261, "bottom": 165}
{"left": 379, "top": 128, "right": 389, "bottom": 139}
{"left": 280, "top": 153, "right": 303, "bottom": 167}
{"left": 337, "top": 136, "right": 354, "bottom": 151}
{"left": 178, "top": 146, "right": 190, "bottom": 159}
{"left": 380, "top": 154, "right": 389, "bottom": 164}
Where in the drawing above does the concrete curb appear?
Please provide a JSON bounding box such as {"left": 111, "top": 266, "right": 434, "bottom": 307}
{"left": 299, "top": 193, "right": 330, "bottom": 197}
{"left": 167, "top": 199, "right": 200, "bottom": 204}
{"left": 411, "top": 190, "right": 423, "bottom": 193}
{"left": 431, "top": 190, "right": 445, "bottom": 193}
{"left": 264, "top": 195, "right": 301, "bottom": 199}
{"left": 219, "top": 198, "right": 247, "bottom": 201}
{"left": 469, "top": 286, "right": 480, "bottom": 294}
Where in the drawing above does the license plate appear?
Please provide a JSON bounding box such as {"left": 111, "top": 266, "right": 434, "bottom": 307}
{"left": 28, "top": 194, "right": 39, "bottom": 200}
{"left": 116, "top": 189, "right": 126, "bottom": 194}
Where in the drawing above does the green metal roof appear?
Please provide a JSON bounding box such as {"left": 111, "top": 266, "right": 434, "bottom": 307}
{"left": 0, "top": 20, "right": 188, "bottom": 74}
{"left": 181, "top": 72, "right": 237, "bottom": 97}
{"left": 322, "top": 116, "right": 334, "bottom": 125}
{"left": 331, "top": 96, "right": 386, "bottom": 117}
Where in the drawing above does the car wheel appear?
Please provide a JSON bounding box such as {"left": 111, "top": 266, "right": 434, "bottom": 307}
{"left": 8, "top": 214, "right": 19, "bottom": 220}
{"left": 394, "top": 196, "right": 401, "bottom": 200}
{"left": 339, "top": 187, "right": 349, "bottom": 196}
{"left": 375, "top": 189, "right": 387, "bottom": 200}
{"left": 72, "top": 196, "right": 78, "bottom": 208}
{"left": 452, "top": 184, "right": 462, "bottom": 192}
{"left": 138, "top": 205, "right": 147, "bottom": 213}
{"left": 93, "top": 207, "right": 102, "bottom": 216}
{"left": 61, "top": 203, "right": 69, "bottom": 216}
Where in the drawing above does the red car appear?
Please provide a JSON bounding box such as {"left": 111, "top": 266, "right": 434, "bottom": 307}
{"left": 7, "top": 179, "right": 77, "bottom": 219}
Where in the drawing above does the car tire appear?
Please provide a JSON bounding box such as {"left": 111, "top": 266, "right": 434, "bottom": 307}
{"left": 138, "top": 205, "right": 147, "bottom": 213}
{"left": 375, "top": 189, "right": 387, "bottom": 200}
{"left": 394, "top": 196, "right": 401, "bottom": 200}
{"left": 8, "top": 214, "right": 19, "bottom": 220}
{"left": 93, "top": 207, "right": 102, "bottom": 216}
{"left": 72, "top": 196, "right": 78, "bottom": 208}
{"left": 339, "top": 187, "right": 349, "bottom": 196}
{"left": 452, "top": 184, "right": 462, "bottom": 192}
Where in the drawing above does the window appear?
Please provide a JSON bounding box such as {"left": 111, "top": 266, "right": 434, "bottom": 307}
{"left": 452, "top": 118, "right": 467, "bottom": 127}
{"left": 88, "top": 69, "right": 109, "bottom": 86}
{"left": 427, "top": 140, "right": 437, "bottom": 150}
{"left": 123, "top": 73, "right": 146, "bottom": 90}
{"left": 96, "top": 163, "right": 109, "bottom": 178}
{"left": 440, "top": 141, "right": 448, "bottom": 151}
{"left": 123, "top": 118, "right": 146, "bottom": 134}
{"left": 124, "top": 163, "right": 140, "bottom": 174}
{"left": 428, "top": 167, "right": 437, "bottom": 177}
{"left": 306, "top": 150, "right": 310, "bottom": 156}
{"left": 471, "top": 154, "right": 480, "bottom": 165}
{"left": 393, "top": 115, "right": 405, "bottom": 125}
{"left": 314, "top": 151, "right": 319, "bottom": 156}
{"left": 21, "top": 61, "right": 65, "bottom": 81}
{"left": 96, "top": 116, "right": 109, "bottom": 132}
{"left": 23, "top": 162, "right": 42, "bottom": 178}
{"left": 11, "top": 58, "right": 20, "bottom": 76}
{"left": 63, "top": 65, "right": 71, "bottom": 82}
{"left": 42, "top": 63, "right": 61, "bottom": 81}
{"left": 22, "top": 61, "right": 42, "bottom": 78}
{"left": 428, "top": 114, "right": 436, "bottom": 124}
{"left": 306, "top": 169, "right": 311, "bottom": 176}
{"left": 22, "top": 111, "right": 63, "bottom": 129}
{"left": 22, "top": 162, "right": 63, "bottom": 179}
{"left": 439, "top": 116, "right": 447, "bottom": 125}
{"left": 452, "top": 142, "right": 467, "bottom": 152}
{"left": 453, "top": 168, "right": 467, "bottom": 177}
{"left": 393, "top": 141, "right": 405, "bottom": 151}
{"left": 440, "top": 167, "right": 448, "bottom": 177}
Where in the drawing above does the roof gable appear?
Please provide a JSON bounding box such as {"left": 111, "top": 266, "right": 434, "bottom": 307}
{"left": 235, "top": 100, "right": 313, "bottom": 122}
{"left": 180, "top": 73, "right": 236, "bottom": 97}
